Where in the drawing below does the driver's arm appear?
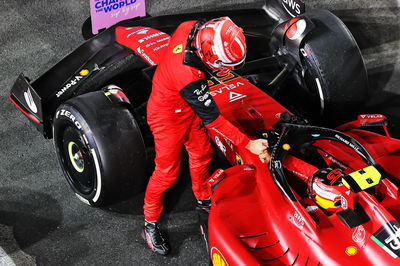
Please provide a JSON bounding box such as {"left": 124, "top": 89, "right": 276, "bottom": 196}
{"left": 180, "top": 78, "right": 269, "bottom": 162}
{"left": 283, "top": 155, "right": 318, "bottom": 182}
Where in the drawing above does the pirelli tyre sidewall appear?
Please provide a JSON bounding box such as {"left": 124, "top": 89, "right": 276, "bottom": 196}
{"left": 53, "top": 91, "right": 146, "bottom": 206}
{"left": 300, "top": 9, "right": 368, "bottom": 120}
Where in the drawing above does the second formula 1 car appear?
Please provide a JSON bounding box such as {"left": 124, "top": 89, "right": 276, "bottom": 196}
{"left": 8, "top": 0, "right": 368, "bottom": 206}
{"left": 10, "top": 0, "right": 398, "bottom": 264}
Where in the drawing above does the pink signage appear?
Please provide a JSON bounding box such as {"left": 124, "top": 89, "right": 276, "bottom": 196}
{"left": 90, "top": 0, "right": 146, "bottom": 34}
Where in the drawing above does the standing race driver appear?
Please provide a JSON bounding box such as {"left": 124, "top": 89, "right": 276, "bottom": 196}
{"left": 142, "top": 17, "right": 270, "bottom": 255}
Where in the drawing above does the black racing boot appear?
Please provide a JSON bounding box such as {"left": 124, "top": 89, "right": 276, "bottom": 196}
{"left": 141, "top": 221, "right": 170, "bottom": 256}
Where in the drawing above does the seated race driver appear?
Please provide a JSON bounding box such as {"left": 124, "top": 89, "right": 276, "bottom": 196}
{"left": 142, "top": 17, "right": 270, "bottom": 255}
{"left": 309, "top": 168, "right": 352, "bottom": 213}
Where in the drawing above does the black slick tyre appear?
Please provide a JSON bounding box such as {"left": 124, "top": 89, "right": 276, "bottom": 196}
{"left": 300, "top": 9, "right": 368, "bottom": 121}
{"left": 53, "top": 91, "right": 146, "bottom": 206}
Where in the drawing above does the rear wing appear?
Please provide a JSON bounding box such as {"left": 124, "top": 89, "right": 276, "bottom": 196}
{"left": 9, "top": 75, "right": 43, "bottom": 125}
{"left": 9, "top": 25, "right": 134, "bottom": 138}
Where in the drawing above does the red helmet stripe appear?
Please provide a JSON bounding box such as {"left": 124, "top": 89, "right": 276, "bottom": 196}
{"left": 214, "top": 19, "right": 232, "bottom": 64}
{"left": 234, "top": 36, "right": 245, "bottom": 57}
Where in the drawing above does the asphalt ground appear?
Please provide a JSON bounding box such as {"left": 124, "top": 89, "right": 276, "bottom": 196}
{"left": 0, "top": 0, "right": 399, "bottom": 265}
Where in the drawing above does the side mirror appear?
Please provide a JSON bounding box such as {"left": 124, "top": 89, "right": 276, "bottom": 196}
{"left": 337, "top": 114, "right": 390, "bottom": 137}
{"left": 358, "top": 114, "right": 388, "bottom": 127}
{"left": 359, "top": 114, "right": 390, "bottom": 137}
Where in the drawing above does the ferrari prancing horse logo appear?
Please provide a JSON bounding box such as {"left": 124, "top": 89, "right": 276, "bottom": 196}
{"left": 173, "top": 44, "right": 183, "bottom": 54}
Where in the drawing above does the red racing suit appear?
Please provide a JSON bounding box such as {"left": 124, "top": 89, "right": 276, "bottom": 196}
{"left": 144, "top": 20, "right": 251, "bottom": 222}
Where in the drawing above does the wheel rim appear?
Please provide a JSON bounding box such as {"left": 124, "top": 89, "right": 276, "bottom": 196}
{"left": 59, "top": 126, "right": 96, "bottom": 195}
{"left": 68, "top": 141, "right": 85, "bottom": 173}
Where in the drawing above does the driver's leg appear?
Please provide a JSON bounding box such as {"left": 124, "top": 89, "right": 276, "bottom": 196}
{"left": 184, "top": 117, "right": 213, "bottom": 203}
{"left": 144, "top": 125, "right": 186, "bottom": 222}
{"left": 142, "top": 118, "right": 188, "bottom": 256}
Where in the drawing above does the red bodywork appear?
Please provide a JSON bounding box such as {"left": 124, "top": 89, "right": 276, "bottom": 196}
{"left": 116, "top": 27, "right": 400, "bottom": 265}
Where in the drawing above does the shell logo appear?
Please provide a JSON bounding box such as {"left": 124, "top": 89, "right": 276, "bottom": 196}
{"left": 79, "top": 69, "right": 89, "bottom": 76}
{"left": 173, "top": 44, "right": 183, "bottom": 54}
{"left": 345, "top": 246, "right": 358, "bottom": 256}
{"left": 282, "top": 143, "right": 291, "bottom": 151}
{"left": 211, "top": 247, "right": 228, "bottom": 266}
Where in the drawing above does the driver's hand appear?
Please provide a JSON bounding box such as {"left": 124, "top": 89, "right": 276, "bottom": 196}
{"left": 246, "top": 139, "right": 270, "bottom": 163}
{"left": 258, "top": 150, "right": 271, "bottom": 164}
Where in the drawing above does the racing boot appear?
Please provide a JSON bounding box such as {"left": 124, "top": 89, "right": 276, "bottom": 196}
{"left": 141, "top": 221, "right": 170, "bottom": 256}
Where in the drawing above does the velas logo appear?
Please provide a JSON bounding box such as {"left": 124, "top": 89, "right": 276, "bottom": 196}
{"left": 229, "top": 91, "right": 246, "bottom": 102}
{"left": 211, "top": 247, "right": 228, "bottom": 266}
{"left": 360, "top": 114, "right": 384, "bottom": 119}
{"left": 173, "top": 44, "right": 183, "bottom": 54}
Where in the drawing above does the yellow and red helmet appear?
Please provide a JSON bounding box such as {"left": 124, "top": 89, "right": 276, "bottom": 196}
{"left": 194, "top": 17, "right": 246, "bottom": 72}
{"left": 310, "top": 168, "right": 352, "bottom": 213}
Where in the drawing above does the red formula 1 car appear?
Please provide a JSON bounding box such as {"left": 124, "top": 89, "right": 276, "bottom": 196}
{"left": 204, "top": 85, "right": 400, "bottom": 264}
{"left": 8, "top": 0, "right": 398, "bottom": 264}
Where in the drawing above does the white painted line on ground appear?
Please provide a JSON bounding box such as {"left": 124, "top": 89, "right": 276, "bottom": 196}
{"left": 0, "top": 247, "right": 16, "bottom": 266}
